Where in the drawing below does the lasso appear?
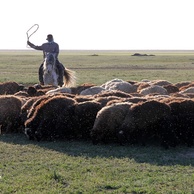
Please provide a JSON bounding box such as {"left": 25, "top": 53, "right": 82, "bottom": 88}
{"left": 26, "top": 24, "right": 39, "bottom": 41}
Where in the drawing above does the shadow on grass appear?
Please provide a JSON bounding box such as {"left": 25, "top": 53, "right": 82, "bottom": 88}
{"left": 1, "top": 133, "right": 194, "bottom": 166}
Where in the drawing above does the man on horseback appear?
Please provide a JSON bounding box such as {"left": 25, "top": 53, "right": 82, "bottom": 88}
{"left": 27, "top": 34, "right": 65, "bottom": 86}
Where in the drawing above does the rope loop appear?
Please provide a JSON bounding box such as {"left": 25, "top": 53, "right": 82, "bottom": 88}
{"left": 26, "top": 24, "right": 39, "bottom": 41}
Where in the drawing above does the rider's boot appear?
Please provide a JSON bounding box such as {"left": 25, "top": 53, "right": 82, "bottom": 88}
{"left": 39, "top": 63, "right": 44, "bottom": 85}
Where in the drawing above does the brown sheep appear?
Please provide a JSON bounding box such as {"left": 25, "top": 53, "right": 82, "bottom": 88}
{"left": 14, "top": 91, "right": 30, "bottom": 97}
{"left": 33, "top": 84, "right": 58, "bottom": 93}
{"left": 151, "top": 80, "right": 172, "bottom": 86}
{"left": 136, "top": 82, "right": 150, "bottom": 93}
{"left": 21, "top": 96, "right": 43, "bottom": 122}
{"left": 90, "top": 102, "right": 132, "bottom": 144}
{"left": 0, "top": 81, "right": 24, "bottom": 95}
{"left": 94, "top": 90, "right": 133, "bottom": 98}
{"left": 174, "top": 81, "right": 192, "bottom": 89}
{"left": 94, "top": 96, "right": 122, "bottom": 107}
{"left": 42, "top": 100, "right": 102, "bottom": 141}
{"left": 167, "top": 99, "right": 194, "bottom": 146}
{"left": 0, "top": 95, "right": 23, "bottom": 133}
{"left": 14, "top": 88, "right": 45, "bottom": 98}
{"left": 119, "top": 100, "right": 174, "bottom": 148}
{"left": 74, "top": 95, "right": 95, "bottom": 103}
{"left": 106, "top": 97, "right": 147, "bottom": 106}
{"left": 26, "top": 95, "right": 51, "bottom": 120}
{"left": 179, "top": 82, "right": 194, "bottom": 91}
{"left": 163, "top": 84, "right": 179, "bottom": 94}
{"left": 24, "top": 95, "right": 76, "bottom": 141}
{"left": 69, "top": 100, "right": 102, "bottom": 140}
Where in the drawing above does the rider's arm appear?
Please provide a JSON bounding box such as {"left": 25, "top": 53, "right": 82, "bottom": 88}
{"left": 27, "top": 41, "right": 43, "bottom": 50}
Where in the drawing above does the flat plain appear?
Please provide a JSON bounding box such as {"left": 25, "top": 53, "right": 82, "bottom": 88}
{"left": 1, "top": 50, "right": 194, "bottom": 85}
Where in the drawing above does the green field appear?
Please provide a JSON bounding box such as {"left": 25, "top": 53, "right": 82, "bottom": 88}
{"left": 1, "top": 50, "right": 194, "bottom": 193}
{"left": 1, "top": 50, "right": 194, "bottom": 85}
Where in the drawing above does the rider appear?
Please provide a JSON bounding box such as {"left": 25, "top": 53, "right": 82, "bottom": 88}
{"left": 27, "top": 34, "right": 65, "bottom": 86}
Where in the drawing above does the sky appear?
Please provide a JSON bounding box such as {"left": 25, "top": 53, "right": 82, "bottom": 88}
{"left": 1, "top": 0, "right": 194, "bottom": 50}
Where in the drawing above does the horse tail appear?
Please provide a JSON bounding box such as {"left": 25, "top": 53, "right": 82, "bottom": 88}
{"left": 63, "top": 68, "right": 76, "bottom": 87}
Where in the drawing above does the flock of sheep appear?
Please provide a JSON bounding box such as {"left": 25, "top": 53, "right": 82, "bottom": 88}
{"left": 1, "top": 78, "right": 194, "bottom": 149}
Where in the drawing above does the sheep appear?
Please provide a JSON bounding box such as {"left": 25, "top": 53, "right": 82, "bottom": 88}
{"left": 179, "top": 87, "right": 194, "bottom": 94}
{"left": 126, "top": 80, "right": 138, "bottom": 85}
{"left": 170, "top": 93, "right": 189, "bottom": 98}
{"left": 139, "top": 85, "right": 168, "bottom": 96}
{"left": 0, "top": 81, "right": 24, "bottom": 95}
{"left": 90, "top": 102, "right": 132, "bottom": 145}
{"left": 48, "top": 100, "right": 102, "bottom": 141}
{"left": 21, "top": 96, "right": 45, "bottom": 123}
{"left": 26, "top": 95, "right": 51, "bottom": 120}
{"left": 151, "top": 80, "right": 172, "bottom": 86}
{"left": 118, "top": 100, "right": 175, "bottom": 148}
{"left": 14, "top": 91, "right": 30, "bottom": 97}
{"left": 101, "top": 78, "right": 124, "bottom": 88}
{"left": 46, "top": 87, "right": 72, "bottom": 95}
{"left": 174, "top": 81, "right": 192, "bottom": 89}
{"left": 94, "top": 96, "right": 122, "bottom": 107}
{"left": 136, "top": 82, "right": 150, "bottom": 93}
{"left": 71, "top": 83, "right": 96, "bottom": 95}
{"left": 101, "top": 78, "right": 136, "bottom": 93}
{"left": 179, "top": 83, "right": 194, "bottom": 91}
{"left": 0, "top": 95, "right": 23, "bottom": 133}
{"left": 13, "top": 86, "right": 45, "bottom": 98}
{"left": 163, "top": 84, "right": 179, "bottom": 94}
{"left": 94, "top": 90, "right": 133, "bottom": 98}
{"left": 24, "top": 95, "right": 76, "bottom": 141}
{"left": 167, "top": 99, "right": 194, "bottom": 147}
{"left": 74, "top": 95, "right": 95, "bottom": 103}
{"left": 80, "top": 86, "right": 106, "bottom": 95}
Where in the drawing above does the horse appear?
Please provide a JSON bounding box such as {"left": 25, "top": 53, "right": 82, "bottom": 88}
{"left": 43, "top": 53, "right": 76, "bottom": 87}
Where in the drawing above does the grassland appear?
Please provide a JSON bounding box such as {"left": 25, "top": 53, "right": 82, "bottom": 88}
{"left": 1, "top": 50, "right": 194, "bottom": 85}
{"left": 1, "top": 50, "right": 194, "bottom": 193}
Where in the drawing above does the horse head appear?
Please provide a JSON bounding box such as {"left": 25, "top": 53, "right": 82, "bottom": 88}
{"left": 44, "top": 52, "right": 55, "bottom": 65}
{"left": 43, "top": 53, "right": 56, "bottom": 73}
{"left": 42, "top": 52, "right": 58, "bottom": 86}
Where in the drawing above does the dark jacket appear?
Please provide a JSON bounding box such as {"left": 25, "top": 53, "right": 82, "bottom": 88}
{"left": 28, "top": 41, "right": 59, "bottom": 59}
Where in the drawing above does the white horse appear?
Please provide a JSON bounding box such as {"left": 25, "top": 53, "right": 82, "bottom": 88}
{"left": 43, "top": 53, "right": 76, "bottom": 87}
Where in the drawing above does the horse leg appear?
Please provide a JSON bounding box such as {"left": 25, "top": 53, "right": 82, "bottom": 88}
{"left": 56, "top": 63, "right": 64, "bottom": 87}
{"left": 39, "top": 63, "right": 44, "bottom": 85}
{"left": 52, "top": 71, "right": 59, "bottom": 87}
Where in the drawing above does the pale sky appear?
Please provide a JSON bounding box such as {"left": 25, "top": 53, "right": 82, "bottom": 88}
{"left": 1, "top": 0, "right": 194, "bottom": 50}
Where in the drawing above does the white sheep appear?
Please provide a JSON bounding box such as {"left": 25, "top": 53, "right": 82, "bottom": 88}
{"left": 46, "top": 87, "right": 72, "bottom": 95}
{"left": 179, "top": 87, "right": 194, "bottom": 94}
{"left": 101, "top": 78, "right": 136, "bottom": 93}
{"left": 80, "top": 86, "right": 106, "bottom": 95}
{"left": 139, "top": 85, "right": 168, "bottom": 96}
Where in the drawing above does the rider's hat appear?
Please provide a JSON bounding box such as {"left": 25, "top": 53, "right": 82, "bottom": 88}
{"left": 46, "top": 34, "right": 53, "bottom": 41}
